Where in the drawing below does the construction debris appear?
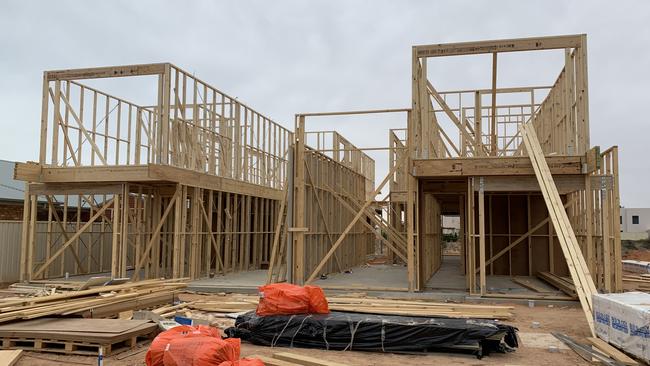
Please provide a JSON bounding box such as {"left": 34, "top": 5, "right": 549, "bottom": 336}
{"left": 0, "top": 279, "right": 186, "bottom": 324}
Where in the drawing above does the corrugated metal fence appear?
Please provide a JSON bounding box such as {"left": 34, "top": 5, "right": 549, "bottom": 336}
{"left": 0, "top": 221, "right": 22, "bottom": 284}
{"left": 0, "top": 220, "right": 112, "bottom": 284}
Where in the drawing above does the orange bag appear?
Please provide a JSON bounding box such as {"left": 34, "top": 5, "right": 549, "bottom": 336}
{"left": 145, "top": 325, "right": 263, "bottom": 366}
{"left": 256, "top": 283, "right": 329, "bottom": 316}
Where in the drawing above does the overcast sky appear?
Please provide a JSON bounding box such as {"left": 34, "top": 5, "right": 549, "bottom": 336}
{"left": 0, "top": 0, "right": 648, "bottom": 206}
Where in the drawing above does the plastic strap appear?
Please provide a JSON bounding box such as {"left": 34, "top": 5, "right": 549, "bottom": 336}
{"left": 323, "top": 318, "right": 330, "bottom": 350}
{"left": 290, "top": 315, "right": 312, "bottom": 348}
{"left": 380, "top": 319, "right": 386, "bottom": 352}
{"left": 344, "top": 319, "right": 362, "bottom": 351}
{"left": 271, "top": 314, "right": 295, "bottom": 348}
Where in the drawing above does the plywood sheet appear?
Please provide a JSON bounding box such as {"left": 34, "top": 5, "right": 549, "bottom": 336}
{"left": 0, "top": 318, "right": 150, "bottom": 334}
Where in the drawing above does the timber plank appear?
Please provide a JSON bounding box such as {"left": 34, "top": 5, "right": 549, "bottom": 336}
{"left": 0, "top": 350, "right": 22, "bottom": 366}
{"left": 586, "top": 337, "right": 638, "bottom": 366}
{"left": 412, "top": 156, "right": 583, "bottom": 177}
{"left": 273, "top": 352, "right": 350, "bottom": 366}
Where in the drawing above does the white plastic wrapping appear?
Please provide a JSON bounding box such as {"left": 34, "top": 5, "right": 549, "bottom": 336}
{"left": 593, "top": 292, "right": 650, "bottom": 362}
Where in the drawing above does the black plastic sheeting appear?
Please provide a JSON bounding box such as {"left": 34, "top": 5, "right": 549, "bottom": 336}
{"left": 225, "top": 311, "right": 518, "bottom": 358}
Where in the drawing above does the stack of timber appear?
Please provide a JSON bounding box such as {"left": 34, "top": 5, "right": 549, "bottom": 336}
{"left": 522, "top": 122, "right": 599, "bottom": 336}
{"left": 0, "top": 318, "right": 158, "bottom": 356}
{"left": 537, "top": 272, "right": 577, "bottom": 298}
{"left": 188, "top": 294, "right": 514, "bottom": 319}
{"left": 622, "top": 274, "right": 650, "bottom": 292}
{"left": 0, "top": 278, "right": 186, "bottom": 323}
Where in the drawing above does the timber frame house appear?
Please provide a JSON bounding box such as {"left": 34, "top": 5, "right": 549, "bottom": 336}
{"left": 14, "top": 34, "right": 621, "bottom": 305}
{"left": 402, "top": 33, "right": 621, "bottom": 295}
{"left": 14, "top": 63, "right": 373, "bottom": 282}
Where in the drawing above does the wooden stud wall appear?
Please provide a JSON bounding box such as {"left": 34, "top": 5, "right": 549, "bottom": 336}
{"left": 19, "top": 183, "right": 279, "bottom": 281}
{"left": 19, "top": 63, "right": 294, "bottom": 282}
{"left": 39, "top": 63, "right": 292, "bottom": 190}
{"left": 298, "top": 148, "right": 372, "bottom": 280}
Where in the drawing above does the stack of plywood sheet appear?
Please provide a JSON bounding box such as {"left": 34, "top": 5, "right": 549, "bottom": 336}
{"left": 0, "top": 318, "right": 157, "bottom": 356}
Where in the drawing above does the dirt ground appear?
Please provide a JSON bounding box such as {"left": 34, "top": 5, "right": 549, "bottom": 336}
{"left": 13, "top": 298, "right": 592, "bottom": 366}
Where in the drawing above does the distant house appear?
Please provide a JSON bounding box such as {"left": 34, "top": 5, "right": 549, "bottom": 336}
{"left": 0, "top": 160, "right": 89, "bottom": 221}
{"left": 621, "top": 207, "right": 650, "bottom": 240}
{"left": 0, "top": 159, "right": 33, "bottom": 220}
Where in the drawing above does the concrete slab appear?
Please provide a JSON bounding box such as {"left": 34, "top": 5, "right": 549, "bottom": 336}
{"left": 312, "top": 264, "right": 408, "bottom": 288}
{"left": 518, "top": 332, "right": 569, "bottom": 350}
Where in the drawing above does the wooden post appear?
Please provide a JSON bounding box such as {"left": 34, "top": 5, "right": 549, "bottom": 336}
{"left": 467, "top": 178, "right": 476, "bottom": 293}
{"left": 19, "top": 185, "right": 31, "bottom": 281}
{"left": 478, "top": 177, "right": 486, "bottom": 295}
{"left": 490, "top": 53, "right": 498, "bottom": 156}
{"left": 172, "top": 184, "right": 183, "bottom": 278}
{"left": 474, "top": 91, "right": 482, "bottom": 156}
{"left": 111, "top": 193, "right": 121, "bottom": 278}
{"left": 293, "top": 115, "right": 306, "bottom": 284}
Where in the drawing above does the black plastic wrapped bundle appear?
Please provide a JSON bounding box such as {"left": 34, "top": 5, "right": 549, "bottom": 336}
{"left": 225, "top": 311, "right": 518, "bottom": 358}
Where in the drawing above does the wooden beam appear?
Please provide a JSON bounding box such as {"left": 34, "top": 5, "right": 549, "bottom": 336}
{"left": 46, "top": 63, "right": 167, "bottom": 81}
{"left": 297, "top": 108, "right": 410, "bottom": 117}
{"left": 477, "top": 175, "right": 602, "bottom": 193}
{"left": 15, "top": 163, "right": 283, "bottom": 201}
{"left": 522, "top": 122, "right": 596, "bottom": 336}
{"left": 412, "top": 156, "right": 583, "bottom": 177}
{"left": 414, "top": 34, "right": 583, "bottom": 57}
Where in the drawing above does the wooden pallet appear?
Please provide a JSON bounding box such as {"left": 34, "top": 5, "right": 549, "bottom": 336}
{"left": 0, "top": 318, "right": 159, "bottom": 356}
{"left": 1, "top": 329, "right": 156, "bottom": 356}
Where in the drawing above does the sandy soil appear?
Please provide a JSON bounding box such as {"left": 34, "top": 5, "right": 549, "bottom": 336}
{"left": 14, "top": 301, "right": 592, "bottom": 366}
{"left": 623, "top": 249, "right": 650, "bottom": 261}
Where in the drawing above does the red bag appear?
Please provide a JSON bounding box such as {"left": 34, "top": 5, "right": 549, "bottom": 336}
{"left": 145, "top": 325, "right": 263, "bottom": 366}
{"left": 256, "top": 283, "right": 329, "bottom": 316}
